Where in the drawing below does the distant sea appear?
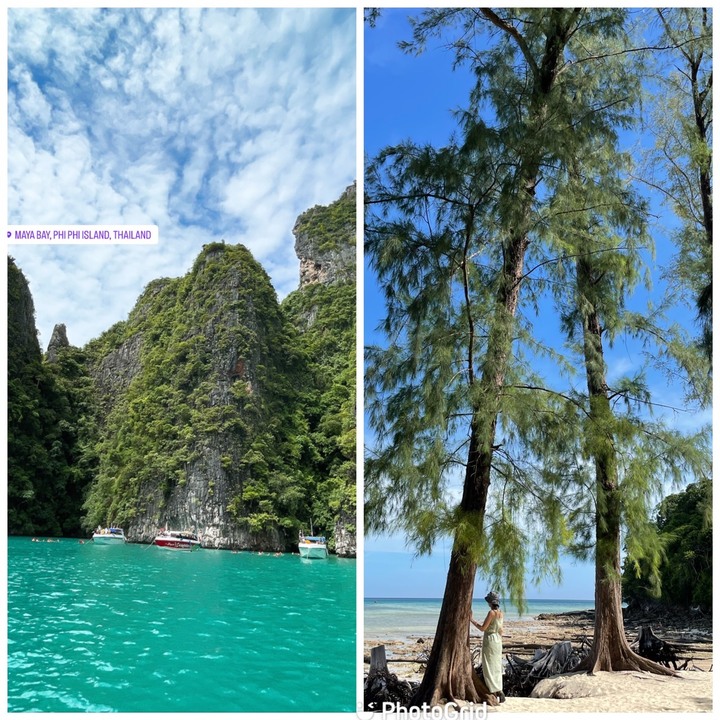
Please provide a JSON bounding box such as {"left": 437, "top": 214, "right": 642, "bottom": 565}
{"left": 365, "top": 597, "right": 594, "bottom": 641}
{"left": 8, "top": 537, "right": 355, "bottom": 712}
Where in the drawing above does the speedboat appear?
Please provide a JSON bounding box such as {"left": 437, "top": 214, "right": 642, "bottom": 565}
{"left": 92, "top": 527, "right": 127, "bottom": 544}
{"left": 298, "top": 534, "right": 328, "bottom": 559}
{"left": 154, "top": 530, "right": 202, "bottom": 551}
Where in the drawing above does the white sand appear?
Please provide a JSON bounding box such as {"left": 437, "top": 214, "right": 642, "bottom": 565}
{"left": 496, "top": 670, "right": 712, "bottom": 713}
{"left": 366, "top": 614, "right": 713, "bottom": 713}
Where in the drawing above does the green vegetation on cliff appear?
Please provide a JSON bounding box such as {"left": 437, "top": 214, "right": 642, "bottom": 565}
{"left": 82, "top": 242, "right": 346, "bottom": 544}
{"left": 282, "top": 281, "right": 356, "bottom": 543}
{"left": 8, "top": 186, "right": 356, "bottom": 553}
{"left": 7, "top": 258, "right": 96, "bottom": 536}
{"left": 294, "top": 186, "right": 355, "bottom": 252}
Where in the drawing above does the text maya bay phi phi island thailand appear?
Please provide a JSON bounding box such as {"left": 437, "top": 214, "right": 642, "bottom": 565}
{"left": 1, "top": 3, "right": 715, "bottom": 719}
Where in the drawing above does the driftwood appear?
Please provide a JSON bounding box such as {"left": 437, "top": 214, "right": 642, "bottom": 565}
{"left": 365, "top": 618, "right": 706, "bottom": 711}
{"left": 536, "top": 606, "right": 712, "bottom": 671}
{"left": 364, "top": 669, "right": 418, "bottom": 712}
{"left": 366, "top": 640, "right": 592, "bottom": 707}
{"left": 496, "top": 639, "right": 592, "bottom": 697}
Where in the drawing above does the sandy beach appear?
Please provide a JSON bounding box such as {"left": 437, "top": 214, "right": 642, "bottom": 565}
{"left": 365, "top": 611, "right": 713, "bottom": 712}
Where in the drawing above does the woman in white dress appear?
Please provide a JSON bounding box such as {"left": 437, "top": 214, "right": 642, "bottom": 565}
{"left": 471, "top": 590, "right": 505, "bottom": 703}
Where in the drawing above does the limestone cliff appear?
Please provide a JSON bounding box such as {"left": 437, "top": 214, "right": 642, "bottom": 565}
{"left": 283, "top": 185, "right": 357, "bottom": 557}
{"left": 7, "top": 257, "right": 41, "bottom": 367}
{"left": 80, "top": 186, "right": 356, "bottom": 554}
{"left": 83, "top": 243, "right": 296, "bottom": 549}
{"left": 7, "top": 258, "right": 92, "bottom": 537}
{"left": 46, "top": 324, "right": 70, "bottom": 363}
{"left": 8, "top": 187, "right": 356, "bottom": 554}
{"left": 294, "top": 182, "right": 355, "bottom": 289}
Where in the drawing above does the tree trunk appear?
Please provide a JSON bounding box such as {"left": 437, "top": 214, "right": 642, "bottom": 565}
{"left": 411, "top": 160, "right": 533, "bottom": 710}
{"left": 410, "top": 539, "right": 496, "bottom": 707}
{"left": 410, "top": 11, "right": 579, "bottom": 706}
{"left": 575, "top": 257, "right": 676, "bottom": 677}
{"left": 411, "top": 415, "right": 504, "bottom": 706}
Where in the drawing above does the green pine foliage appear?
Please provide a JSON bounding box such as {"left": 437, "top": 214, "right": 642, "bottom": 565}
{"left": 365, "top": 8, "right": 651, "bottom": 611}
{"left": 366, "top": 8, "right": 712, "bottom": 618}
{"left": 543, "top": 138, "right": 712, "bottom": 606}
{"left": 645, "top": 9, "right": 713, "bottom": 361}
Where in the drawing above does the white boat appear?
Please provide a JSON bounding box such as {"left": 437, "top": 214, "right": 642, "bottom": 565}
{"left": 298, "top": 534, "right": 328, "bottom": 559}
{"left": 154, "top": 530, "right": 202, "bottom": 551}
{"left": 92, "top": 527, "right": 126, "bottom": 544}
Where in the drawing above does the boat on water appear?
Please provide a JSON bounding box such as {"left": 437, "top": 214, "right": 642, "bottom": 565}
{"left": 298, "top": 533, "right": 328, "bottom": 559}
{"left": 154, "top": 530, "right": 202, "bottom": 551}
{"left": 92, "top": 527, "right": 127, "bottom": 544}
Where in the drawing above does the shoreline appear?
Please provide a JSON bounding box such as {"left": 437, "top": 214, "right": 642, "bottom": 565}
{"left": 365, "top": 610, "right": 713, "bottom": 712}
{"left": 19, "top": 535, "right": 357, "bottom": 558}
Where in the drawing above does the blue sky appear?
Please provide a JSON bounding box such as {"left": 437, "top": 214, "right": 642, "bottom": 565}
{"left": 6, "top": 7, "right": 356, "bottom": 348}
{"left": 364, "top": 537, "right": 596, "bottom": 601}
{"left": 363, "top": 9, "right": 711, "bottom": 601}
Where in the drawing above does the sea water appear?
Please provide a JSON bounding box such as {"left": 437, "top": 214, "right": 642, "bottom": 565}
{"left": 365, "top": 597, "right": 594, "bottom": 641}
{"left": 7, "top": 536, "right": 355, "bottom": 712}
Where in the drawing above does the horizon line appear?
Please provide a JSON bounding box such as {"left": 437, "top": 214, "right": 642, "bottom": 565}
{"left": 365, "top": 596, "right": 595, "bottom": 603}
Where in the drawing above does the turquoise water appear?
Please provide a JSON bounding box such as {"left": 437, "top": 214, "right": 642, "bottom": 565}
{"left": 365, "top": 597, "right": 594, "bottom": 640}
{"left": 8, "top": 537, "right": 356, "bottom": 712}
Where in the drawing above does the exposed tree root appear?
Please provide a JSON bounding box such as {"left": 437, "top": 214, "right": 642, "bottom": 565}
{"left": 577, "top": 644, "right": 679, "bottom": 677}
{"left": 410, "top": 649, "right": 497, "bottom": 709}
{"left": 415, "top": 668, "right": 497, "bottom": 709}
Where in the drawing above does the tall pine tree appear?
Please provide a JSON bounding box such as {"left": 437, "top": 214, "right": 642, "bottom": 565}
{"left": 366, "top": 8, "right": 647, "bottom": 705}
{"left": 644, "top": 8, "right": 712, "bottom": 361}
{"left": 548, "top": 151, "right": 710, "bottom": 673}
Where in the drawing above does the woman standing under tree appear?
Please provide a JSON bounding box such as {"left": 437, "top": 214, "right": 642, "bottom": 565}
{"left": 471, "top": 591, "right": 505, "bottom": 703}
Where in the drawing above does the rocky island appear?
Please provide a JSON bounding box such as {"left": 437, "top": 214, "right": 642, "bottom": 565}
{"left": 8, "top": 185, "right": 356, "bottom": 556}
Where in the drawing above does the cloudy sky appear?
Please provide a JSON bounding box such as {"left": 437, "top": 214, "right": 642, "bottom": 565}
{"left": 7, "top": 7, "right": 356, "bottom": 349}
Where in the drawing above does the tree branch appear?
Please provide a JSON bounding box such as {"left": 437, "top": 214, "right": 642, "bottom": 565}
{"left": 479, "top": 9, "right": 539, "bottom": 79}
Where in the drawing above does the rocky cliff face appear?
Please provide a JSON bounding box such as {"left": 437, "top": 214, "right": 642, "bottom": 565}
{"left": 8, "top": 258, "right": 92, "bottom": 537}
{"left": 80, "top": 186, "right": 357, "bottom": 555}
{"left": 9, "top": 188, "right": 356, "bottom": 553}
{"left": 283, "top": 184, "right": 357, "bottom": 557}
{"left": 294, "top": 182, "right": 355, "bottom": 289}
{"left": 334, "top": 509, "right": 357, "bottom": 557}
{"left": 46, "top": 323, "right": 70, "bottom": 363}
{"left": 93, "top": 333, "right": 144, "bottom": 411}
{"left": 7, "top": 257, "right": 42, "bottom": 366}
{"left": 84, "top": 243, "right": 293, "bottom": 548}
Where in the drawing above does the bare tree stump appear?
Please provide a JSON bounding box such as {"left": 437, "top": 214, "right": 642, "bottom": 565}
{"left": 370, "top": 645, "right": 388, "bottom": 675}
{"left": 364, "top": 644, "right": 419, "bottom": 712}
{"left": 635, "top": 626, "right": 680, "bottom": 669}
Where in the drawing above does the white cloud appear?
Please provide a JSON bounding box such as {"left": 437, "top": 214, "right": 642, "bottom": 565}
{"left": 7, "top": 7, "right": 356, "bottom": 348}
{"left": 11, "top": 68, "right": 52, "bottom": 128}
